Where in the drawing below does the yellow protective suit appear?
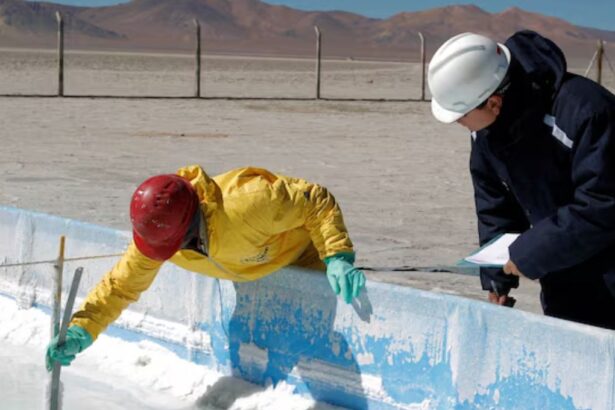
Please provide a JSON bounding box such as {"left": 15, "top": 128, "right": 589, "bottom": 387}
{"left": 71, "top": 165, "right": 354, "bottom": 339}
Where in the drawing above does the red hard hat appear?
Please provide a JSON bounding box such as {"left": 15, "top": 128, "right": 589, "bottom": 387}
{"left": 130, "top": 174, "right": 199, "bottom": 261}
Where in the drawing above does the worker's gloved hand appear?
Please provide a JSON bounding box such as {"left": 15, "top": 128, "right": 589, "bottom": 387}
{"left": 324, "top": 252, "right": 366, "bottom": 304}
{"left": 46, "top": 325, "right": 93, "bottom": 372}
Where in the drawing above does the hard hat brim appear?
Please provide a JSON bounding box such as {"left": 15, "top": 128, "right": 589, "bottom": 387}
{"left": 431, "top": 97, "right": 467, "bottom": 124}
{"left": 431, "top": 42, "right": 511, "bottom": 124}
{"left": 133, "top": 228, "right": 184, "bottom": 261}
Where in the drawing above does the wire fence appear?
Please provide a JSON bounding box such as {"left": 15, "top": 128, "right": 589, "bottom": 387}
{"left": 0, "top": 12, "right": 612, "bottom": 101}
{"left": 0, "top": 254, "right": 122, "bottom": 269}
{"left": 0, "top": 13, "right": 427, "bottom": 102}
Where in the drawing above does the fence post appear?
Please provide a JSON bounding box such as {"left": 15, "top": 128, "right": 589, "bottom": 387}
{"left": 314, "top": 26, "right": 322, "bottom": 99}
{"left": 596, "top": 39, "right": 604, "bottom": 85}
{"left": 418, "top": 32, "right": 426, "bottom": 101}
{"left": 56, "top": 11, "right": 64, "bottom": 97}
{"left": 194, "top": 19, "right": 202, "bottom": 98}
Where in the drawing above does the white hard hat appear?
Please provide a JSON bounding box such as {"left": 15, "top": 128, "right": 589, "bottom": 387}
{"left": 428, "top": 32, "right": 511, "bottom": 123}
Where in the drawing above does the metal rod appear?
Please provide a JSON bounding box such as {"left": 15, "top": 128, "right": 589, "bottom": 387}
{"left": 59, "top": 267, "right": 83, "bottom": 340}
{"left": 418, "top": 32, "right": 426, "bottom": 101}
{"left": 194, "top": 19, "right": 201, "bottom": 98}
{"left": 56, "top": 12, "right": 64, "bottom": 97}
{"left": 314, "top": 26, "right": 322, "bottom": 99}
{"left": 49, "top": 267, "right": 83, "bottom": 410}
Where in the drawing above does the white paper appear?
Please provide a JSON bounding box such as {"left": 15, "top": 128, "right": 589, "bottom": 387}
{"left": 464, "top": 233, "right": 520, "bottom": 266}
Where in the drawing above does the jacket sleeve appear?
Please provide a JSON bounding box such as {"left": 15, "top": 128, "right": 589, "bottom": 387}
{"left": 509, "top": 108, "right": 615, "bottom": 279}
{"left": 269, "top": 176, "right": 354, "bottom": 259}
{"left": 470, "top": 139, "right": 530, "bottom": 292}
{"left": 70, "top": 242, "right": 163, "bottom": 340}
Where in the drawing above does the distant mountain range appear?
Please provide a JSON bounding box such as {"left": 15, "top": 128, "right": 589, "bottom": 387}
{"left": 1, "top": 0, "right": 613, "bottom": 60}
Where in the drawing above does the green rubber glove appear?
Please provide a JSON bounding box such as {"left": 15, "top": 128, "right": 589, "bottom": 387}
{"left": 324, "top": 252, "right": 366, "bottom": 304}
{"left": 46, "top": 325, "right": 93, "bottom": 372}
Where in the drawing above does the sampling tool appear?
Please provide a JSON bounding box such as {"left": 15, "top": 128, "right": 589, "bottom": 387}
{"left": 46, "top": 236, "right": 84, "bottom": 410}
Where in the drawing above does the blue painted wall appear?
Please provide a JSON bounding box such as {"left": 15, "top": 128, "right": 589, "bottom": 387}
{"left": 1, "top": 206, "right": 613, "bottom": 409}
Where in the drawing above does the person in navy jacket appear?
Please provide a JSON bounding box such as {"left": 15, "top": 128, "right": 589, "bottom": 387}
{"left": 428, "top": 30, "right": 615, "bottom": 329}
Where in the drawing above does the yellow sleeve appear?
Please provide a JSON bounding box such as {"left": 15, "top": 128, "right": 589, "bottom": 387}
{"left": 301, "top": 181, "right": 354, "bottom": 259}
{"left": 272, "top": 176, "right": 354, "bottom": 259}
{"left": 70, "top": 242, "right": 163, "bottom": 340}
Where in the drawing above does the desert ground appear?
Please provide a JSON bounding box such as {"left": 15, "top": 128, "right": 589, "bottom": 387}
{"left": 1, "top": 48, "right": 613, "bottom": 316}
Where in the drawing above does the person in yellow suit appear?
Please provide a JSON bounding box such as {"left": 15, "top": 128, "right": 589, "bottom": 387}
{"left": 46, "top": 165, "right": 366, "bottom": 369}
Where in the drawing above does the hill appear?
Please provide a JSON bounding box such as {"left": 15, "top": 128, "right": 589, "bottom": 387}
{"left": 1, "top": 0, "right": 612, "bottom": 60}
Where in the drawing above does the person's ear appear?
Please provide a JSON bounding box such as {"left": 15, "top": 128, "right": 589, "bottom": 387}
{"left": 486, "top": 95, "right": 503, "bottom": 116}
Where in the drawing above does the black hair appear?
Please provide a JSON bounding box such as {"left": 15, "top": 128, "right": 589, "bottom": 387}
{"left": 475, "top": 72, "right": 512, "bottom": 109}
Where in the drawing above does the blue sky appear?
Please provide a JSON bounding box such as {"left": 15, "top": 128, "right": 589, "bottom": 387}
{"left": 35, "top": 0, "right": 615, "bottom": 31}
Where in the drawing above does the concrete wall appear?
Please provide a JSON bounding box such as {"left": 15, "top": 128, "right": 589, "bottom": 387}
{"left": 1, "top": 205, "right": 613, "bottom": 409}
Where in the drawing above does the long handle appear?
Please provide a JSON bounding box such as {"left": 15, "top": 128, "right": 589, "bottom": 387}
{"left": 57, "top": 267, "right": 83, "bottom": 342}
{"left": 49, "top": 267, "right": 83, "bottom": 410}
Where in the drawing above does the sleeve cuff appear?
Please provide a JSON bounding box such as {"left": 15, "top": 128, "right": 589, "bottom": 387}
{"left": 324, "top": 252, "right": 355, "bottom": 265}
{"left": 480, "top": 267, "right": 519, "bottom": 294}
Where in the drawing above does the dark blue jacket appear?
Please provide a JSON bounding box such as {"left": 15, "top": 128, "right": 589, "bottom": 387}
{"left": 470, "top": 31, "right": 615, "bottom": 296}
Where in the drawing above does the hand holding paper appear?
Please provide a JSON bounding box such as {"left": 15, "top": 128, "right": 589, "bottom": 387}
{"left": 503, "top": 259, "right": 525, "bottom": 277}
{"left": 462, "top": 233, "right": 520, "bottom": 267}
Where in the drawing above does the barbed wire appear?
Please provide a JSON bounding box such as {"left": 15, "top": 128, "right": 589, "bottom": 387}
{"left": 0, "top": 254, "right": 123, "bottom": 269}
{"left": 584, "top": 50, "right": 598, "bottom": 77}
